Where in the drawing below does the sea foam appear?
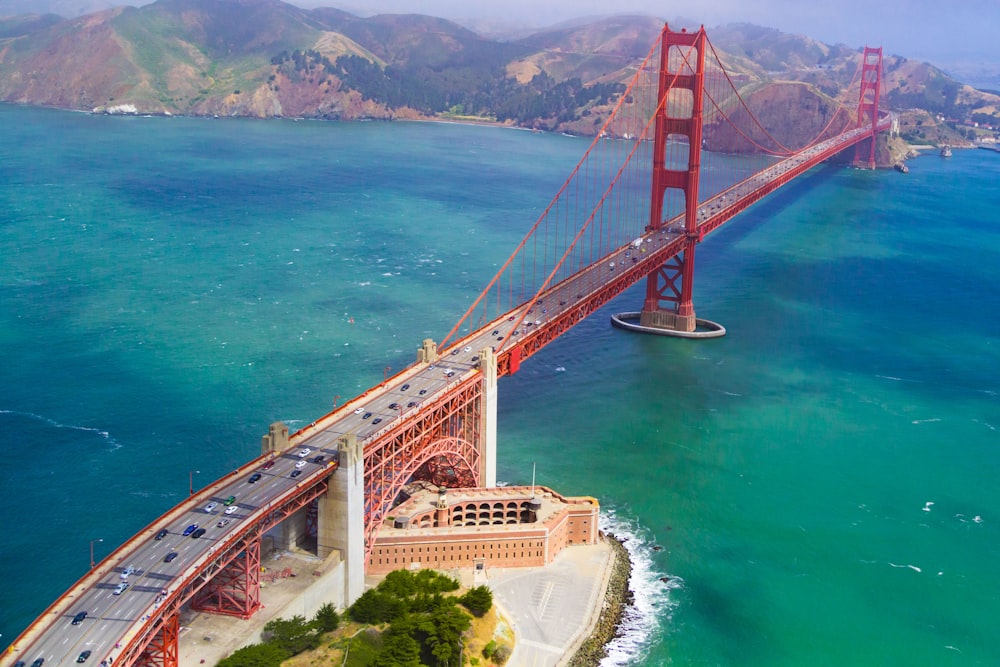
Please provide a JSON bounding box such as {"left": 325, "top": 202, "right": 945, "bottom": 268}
{"left": 599, "top": 507, "right": 681, "bottom": 666}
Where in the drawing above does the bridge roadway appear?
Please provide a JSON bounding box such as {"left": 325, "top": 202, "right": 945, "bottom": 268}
{"left": 7, "top": 119, "right": 886, "bottom": 667}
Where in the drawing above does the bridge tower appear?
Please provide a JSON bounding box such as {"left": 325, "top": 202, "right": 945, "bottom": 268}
{"left": 639, "top": 26, "right": 708, "bottom": 334}
{"left": 854, "top": 46, "right": 883, "bottom": 169}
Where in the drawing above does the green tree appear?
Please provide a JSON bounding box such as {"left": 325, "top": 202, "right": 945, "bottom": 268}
{"left": 215, "top": 642, "right": 288, "bottom": 667}
{"left": 374, "top": 625, "right": 422, "bottom": 667}
{"left": 313, "top": 602, "right": 341, "bottom": 633}
{"left": 459, "top": 586, "right": 493, "bottom": 617}
{"left": 262, "top": 615, "right": 319, "bottom": 654}
{"left": 381, "top": 569, "right": 418, "bottom": 598}
{"left": 350, "top": 589, "right": 406, "bottom": 624}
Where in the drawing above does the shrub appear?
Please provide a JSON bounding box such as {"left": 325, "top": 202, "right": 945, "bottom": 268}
{"left": 481, "top": 640, "right": 497, "bottom": 659}
{"left": 492, "top": 645, "right": 511, "bottom": 665}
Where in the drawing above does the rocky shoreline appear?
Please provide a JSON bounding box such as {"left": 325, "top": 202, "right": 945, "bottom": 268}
{"left": 565, "top": 534, "right": 634, "bottom": 667}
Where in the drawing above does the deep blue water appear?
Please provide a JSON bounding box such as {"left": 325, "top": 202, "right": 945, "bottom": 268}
{"left": 1, "top": 105, "right": 998, "bottom": 665}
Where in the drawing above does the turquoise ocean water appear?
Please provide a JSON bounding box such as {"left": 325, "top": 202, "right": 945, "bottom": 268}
{"left": 1, "top": 104, "right": 998, "bottom": 666}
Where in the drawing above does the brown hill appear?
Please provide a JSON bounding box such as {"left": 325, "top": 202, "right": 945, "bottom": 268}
{"left": 0, "top": 0, "right": 996, "bottom": 158}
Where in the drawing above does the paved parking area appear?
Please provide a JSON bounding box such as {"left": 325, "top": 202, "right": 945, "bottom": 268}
{"left": 488, "top": 541, "right": 614, "bottom": 667}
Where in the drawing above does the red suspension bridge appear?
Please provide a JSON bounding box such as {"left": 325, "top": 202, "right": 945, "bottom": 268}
{"left": 5, "top": 24, "right": 891, "bottom": 667}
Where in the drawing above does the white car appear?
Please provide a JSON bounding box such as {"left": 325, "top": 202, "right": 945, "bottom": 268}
{"left": 353, "top": 407, "right": 365, "bottom": 414}
{"left": 295, "top": 460, "right": 307, "bottom": 469}
{"left": 204, "top": 502, "right": 217, "bottom": 513}
{"left": 113, "top": 582, "right": 129, "bottom": 596}
{"left": 120, "top": 565, "right": 136, "bottom": 580}
{"left": 297, "top": 448, "right": 311, "bottom": 458}
{"left": 216, "top": 519, "right": 230, "bottom": 528}
{"left": 463, "top": 346, "right": 471, "bottom": 353}
{"left": 224, "top": 505, "right": 238, "bottom": 515}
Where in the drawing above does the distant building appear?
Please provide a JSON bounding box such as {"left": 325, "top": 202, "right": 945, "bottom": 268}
{"left": 367, "top": 485, "right": 599, "bottom": 574}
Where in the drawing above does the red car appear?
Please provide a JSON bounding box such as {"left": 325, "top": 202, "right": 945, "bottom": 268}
{"left": 262, "top": 460, "right": 275, "bottom": 470}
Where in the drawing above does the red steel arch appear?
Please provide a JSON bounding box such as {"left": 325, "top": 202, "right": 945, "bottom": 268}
{"left": 363, "top": 373, "right": 484, "bottom": 553}
{"left": 365, "top": 435, "right": 480, "bottom": 550}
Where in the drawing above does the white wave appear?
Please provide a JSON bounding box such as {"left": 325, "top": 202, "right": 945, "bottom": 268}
{"left": 911, "top": 418, "right": 940, "bottom": 424}
{"left": 599, "top": 507, "right": 679, "bottom": 666}
{"left": 0, "top": 409, "right": 121, "bottom": 450}
{"left": 923, "top": 501, "right": 934, "bottom": 512}
{"left": 888, "top": 562, "right": 922, "bottom": 573}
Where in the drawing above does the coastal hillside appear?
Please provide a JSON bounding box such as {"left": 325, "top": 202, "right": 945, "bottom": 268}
{"left": 0, "top": 0, "right": 997, "bottom": 156}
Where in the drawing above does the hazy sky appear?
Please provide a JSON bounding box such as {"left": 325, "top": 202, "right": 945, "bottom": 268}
{"left": 302, "top": 0, "right": 996, "bottom": 66}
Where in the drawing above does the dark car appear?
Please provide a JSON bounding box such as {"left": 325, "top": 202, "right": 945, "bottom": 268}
{"left": 262, "top": 460, "right": 275, "bottom": 470}
{"left": 248, "top": 472, "right": 262, "bottom": 484}
{"left": 191, "top": 528, "right": 206, "bottom": 539}
{"left": 31, "top": 659, "right": 44, "bottom": 667}
{"left": 419, "top": 389, "right": 427, "bottom": 395}
{"left": 372, "top": 418, "right": 382, "bottom": 425}
{"left": 312, "top": 455, "right": 325, "bottom": 464}
{"left": 71, "top": 611, "right": 87, "bottom": 625}
{"left": 407, "top": 401, "right": 418, "bottom": 408}
{"left": 389, "top": 403, "right": 399, "bottom": 410}
{"left": 77, "top": 651, "right": 91, "bottom": 664}
{"left": 362, "top": 412, "right": 372, "bottom": 419}
{"left": 154, "top": 528, "right": 168, "bottom": 541}
{"left": 401, "top": 384, "right": 410, "bottom": 391}
{"left": 164, "top": 552, "right": 178, "bottom": 563}
{"left": 291, "top": 469, "right": 302, "bottom": 478}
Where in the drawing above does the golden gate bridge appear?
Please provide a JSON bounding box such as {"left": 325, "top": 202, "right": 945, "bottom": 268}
{"left": 4, "top": 24, "right": 891, "bottom": 667}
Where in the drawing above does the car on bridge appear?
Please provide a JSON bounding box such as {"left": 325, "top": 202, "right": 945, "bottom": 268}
{"left": 204, "top": 502, "right": 218, "bottom": 513}
{"left": 71, "top": 611, "right": 87, "bottom": 625}
{"left": 291, "top": 470, "right": 302, "bottom": 478}
{"left": 224, "top": 495, "right": 237, "bottom": 505}
{"left": 262, "top": 460, "right": 275, "bottom": 470}
{"left": 312, "top": 455, "right": 325, "bottom": 464}
{"left": 401, "top": 384, "right": 410, "bottom": 391}
{"left": 224, "top": 505, "right": 238, "bottom": 515}
{"left": 297, "top": 448, "right": 311, "bottom": 457}
{"left": 113, "top": 582, "right": 129, "bottom": 595}
{"left": 120, "top": 565, "right": 135, "bottom": 580}
{"left": 164, "top": 552, "right": 178, "bottom": 563}
{"left": 76, "top": 651, "right": 91, "bottom": 664}
{"left": 191, "top": 528, "right": 206, "bottom": 539}
{"left": 248, "top": 472, "right": 262, "bottom": 483}
{"left": 295, "top": 460, "right": 307, "bottom": 469}
{"left": 154, "top": 528, "right": 168, "bottom": 541}
{"left": 182, "top": 524, "right": 198, "bottom": 536}
{"left": 217, "top": 519, "right": 230, "bottom": 528}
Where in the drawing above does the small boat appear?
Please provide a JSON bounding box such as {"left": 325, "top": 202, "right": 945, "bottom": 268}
{"left": 894, "top": 163, "right": 909, "bottom": 173}
{"left": 940, "top": 145, "right": 952, "bottom": 157}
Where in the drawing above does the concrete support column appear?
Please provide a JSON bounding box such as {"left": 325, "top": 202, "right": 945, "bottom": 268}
{"left": 479, "top": 346, "right": 498, "bottom": 488}
{"left": 317, "top": 434, "right": 365, "bottom": 606}
{"left": 261, "top": 422, "right": 289, "bottom": 456}
{"left": 417, "top": 338, "right": 439, "bottom": 364}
